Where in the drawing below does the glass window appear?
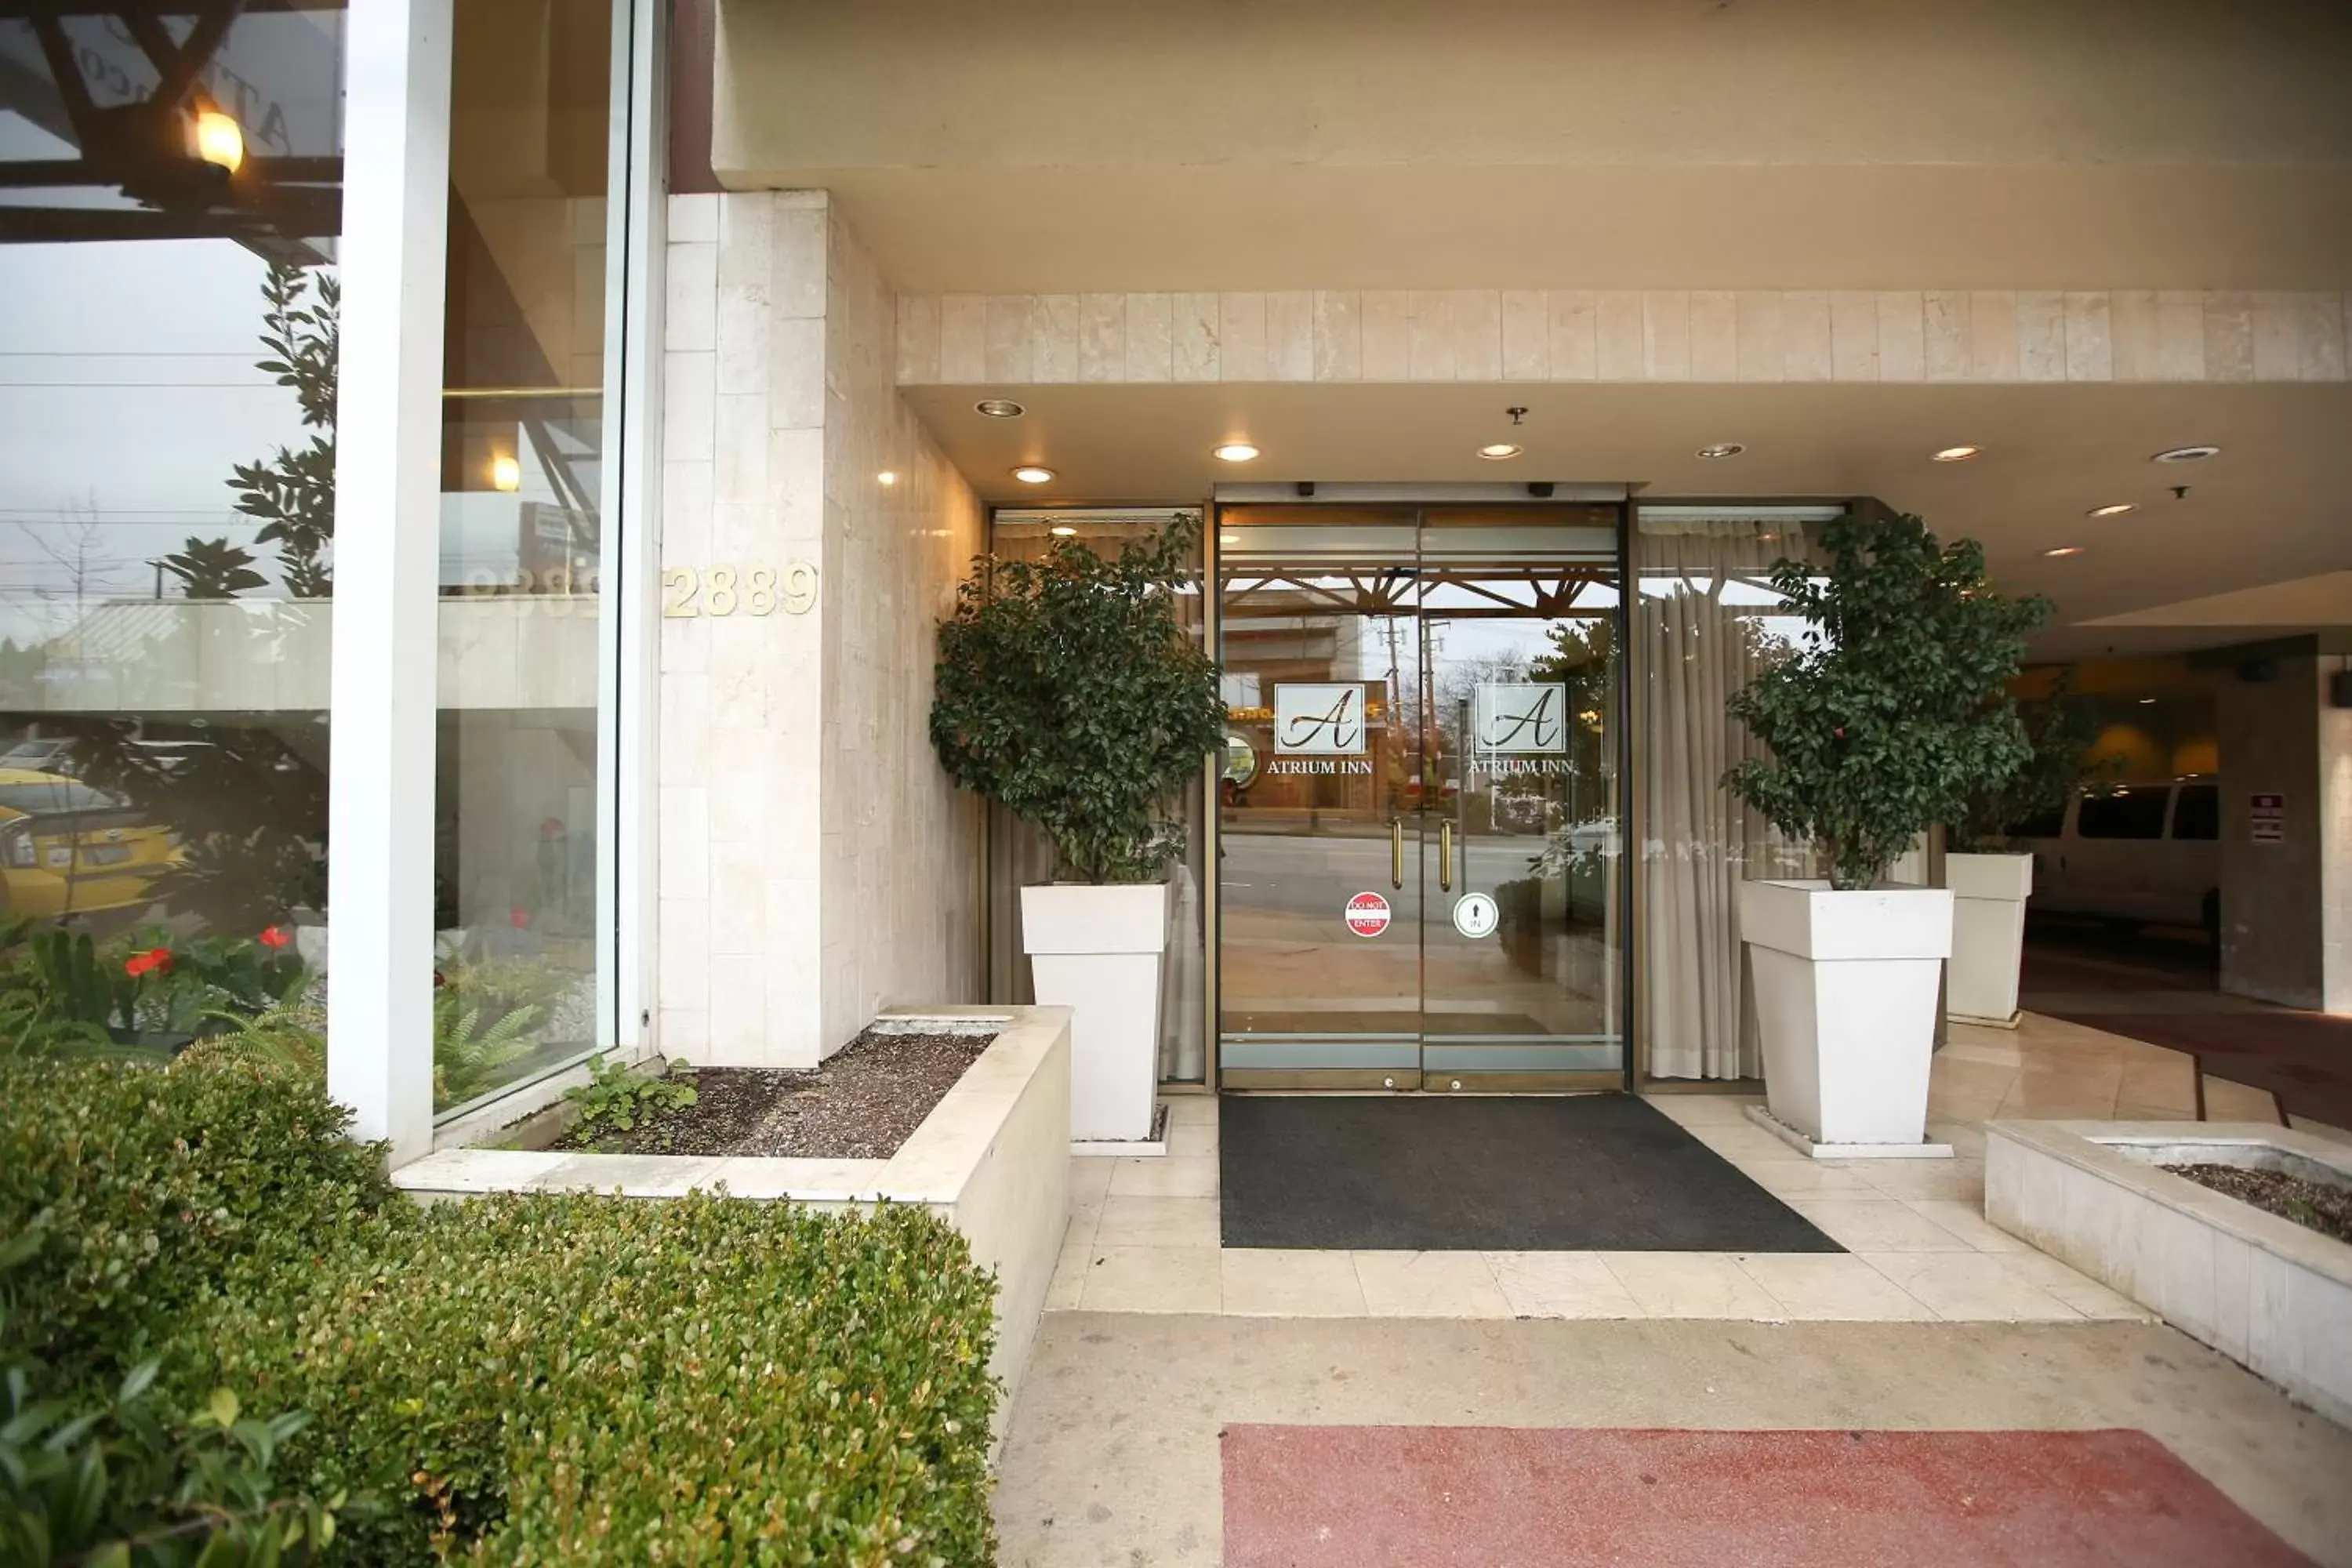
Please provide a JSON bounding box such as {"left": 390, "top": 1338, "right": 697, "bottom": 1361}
{"left": 2076, "top": 787, "right": 2169, "bottom": 840}
{"left": 2170, "top": 783, "right": 2219, "bottom": 841}
{"left": 2002, "top": 803, "right": 2067, "bottom": 840}
{"left": 432, "top": 0, "right": 617, "bottom": 1114}
{"left": 2, "top": 5, "right": 343, "bottom": 1007}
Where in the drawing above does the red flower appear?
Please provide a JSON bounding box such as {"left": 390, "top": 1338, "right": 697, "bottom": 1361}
{"left": 258, "top": 924, "right": 292, "bottom": 949}
{"left": 510, "top": 906, "right": 531, "bottom": 929}
{"left": 125, "top": 946, "right": 173, "bottom": 978}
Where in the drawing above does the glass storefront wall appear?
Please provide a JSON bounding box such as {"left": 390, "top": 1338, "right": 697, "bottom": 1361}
{"left": 1, "top": 3, "right": 346, "bottom": 1033}
{"left": 1214, "top": 504, "right": 1626, "bottom": 1090}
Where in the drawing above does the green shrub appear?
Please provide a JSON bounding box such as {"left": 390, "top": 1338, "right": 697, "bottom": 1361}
{"left": 0, "top": 1054, "right": 390, "bottom": 1389}
{"left": 198, "top": 1192, "right": 1000, "bottom": 1566}
{"left": 564, "top": 1051, "right": 696, "bottom": 1143}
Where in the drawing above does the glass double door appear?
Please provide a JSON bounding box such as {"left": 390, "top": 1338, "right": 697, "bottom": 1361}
{"left": 1216, "top": 506, "right": 1625, "bottom": 1091}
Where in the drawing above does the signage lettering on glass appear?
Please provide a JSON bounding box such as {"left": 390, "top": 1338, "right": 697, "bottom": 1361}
{"left": 1274, "top": 684, "right": 1367, "bottom": 755}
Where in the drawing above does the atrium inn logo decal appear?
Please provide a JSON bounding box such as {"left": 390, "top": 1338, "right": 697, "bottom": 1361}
{"left": 1272, "top": 684, "right": 1372, "bottom": 775}
{"left": 1472, "top": 682, "right": 1570, "bottom": 776}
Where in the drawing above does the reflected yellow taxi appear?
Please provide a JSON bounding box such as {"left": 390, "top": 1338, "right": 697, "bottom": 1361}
{"left": 0, "top": 768, "right": 181, "bottom": 919}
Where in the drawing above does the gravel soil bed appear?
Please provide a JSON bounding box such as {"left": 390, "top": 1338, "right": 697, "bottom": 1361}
{"left": 2162, "top": 1162, "right": 2352, "bottom": 1245}
{"left": 556, "top": 1026, "right": 996, "bottom": 1160}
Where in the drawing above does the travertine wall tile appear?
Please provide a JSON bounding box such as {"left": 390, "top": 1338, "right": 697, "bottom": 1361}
{"left": 1595, "top": 292, "right": 1642, "bottom": 381}
{"left": 2157, "top": 291, "right": 2205, "bottom": 381}
{"left": 717, "top": 285, "right": 771, "bottom": 397}
{"left": 895, "top": 294, "right": 939, "bottom": 385}
{"left": 2301, "top": 293, "right": 2347, "bottom": 382}
{"left": 1501, "top": 290, "right": 1548, "bottom": 380}
{"left": 1219, "top": 292, "right": 1269, "bottom": 381}
{"left": 1452, "top": 290, "right": 1502, "bottom": 381}
{"left": 2202, "top": 292, "right": 2255, "bottom": 383}
{"left": 938, "top": 295, "right": 985, "bottom": 382}
{"left": 1408, "top": 292, "right": 1457, "bottom": 380}
{"left": 666, "top": 241, "right": 717, "bottom": 352}
{"left": 983, "top": 295, "right": 1034, "bottom": 381}
{"left": 1312, "top": 291, "right": 1363, "bottom": 381}
{"left": 1642, "top": 291, "right": 1690, "bottom": 382}
{"left": 1735, "top": 292, "right": 1784, "bottom": 382}
{"left": 1172, "top": 292, "right": 1220, "bottom": 380}
{"left": 1267, "top": 291, "right": 1314, "bottom": 381}
{"left": 1032, "top": 292, "right": 1080, "bottom": 383}
{"left": 1078, "top": 293, "right": 1126, "bottom": 382}
{"left": 1969, "top": 291, "right": 2018, "bottom": 381}
{"left": 1125, "top": 292, "right": 1173, "bottom": 382}
{"left": 2063, "top": 292, "right": 2112, "bottom": 381}
{"left": 2111, "top": 290, "right": 2161, "bottom": 382}
{"left": 1923, "top": 291, "right": 1970, "bottom": 380}
{"left": 1877, "top": 292, "right": 1925, "bottom": 382}
{"left": 1828, "top": 291, "right": 1877, "bottom": 381}
{"left": 2251, "top": 292, "right": 2300, "bottom": 381}
{"left": 1548, "top": 291, "right": 1597, "bottom": 380}
{"left": 1362, "top": 291, "right": 1410, "bottom": 379}
{"left": 1681, "top": 290, "right": 1733, "bottom": 380}
{"left": 2017, "top": 291, "right": 2065, "bottom": 382}
{"left": 1783, "top": 290, "right": 1832, "bottom": 382}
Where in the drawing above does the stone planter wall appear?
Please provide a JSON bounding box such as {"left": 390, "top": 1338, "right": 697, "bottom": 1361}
{"left": 391, "top": 1006, "right": 1073, "bottom": 1442}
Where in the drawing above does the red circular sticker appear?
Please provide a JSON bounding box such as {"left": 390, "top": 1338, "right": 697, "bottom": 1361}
{"left": 1345, "top": 891, "right": 1392, "bottom": 938}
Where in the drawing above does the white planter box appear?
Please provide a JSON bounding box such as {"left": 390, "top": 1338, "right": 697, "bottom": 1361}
{"left": 1738, "top": 878, "right": 1955, "bottom": 1157}
{"left": 1022, "top": 882, "right": 1167, "bottom": 1145}
{"left": 1987, "top": 1120, "right": 2352, "bottom": 1428}
{"left": 391, "top": 1006, "right": 1073, "bottom": 1450}
{"left": 1946, "top": 851, "right": 2032, "bottom": 1028}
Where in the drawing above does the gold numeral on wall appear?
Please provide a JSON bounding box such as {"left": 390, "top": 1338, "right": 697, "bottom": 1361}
{"left": 661, "top": 567, "right": 699, "bottom": 617}
{"left": 662, "top": 562, "right": 817, "bottom": 618}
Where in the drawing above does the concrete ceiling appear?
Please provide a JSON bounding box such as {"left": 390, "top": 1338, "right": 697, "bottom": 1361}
{"left": 898, "top": 379, "right": 2352, "bottom": 659}
{"left": 716, "top": 0, "right": 2352, "bottom": 293}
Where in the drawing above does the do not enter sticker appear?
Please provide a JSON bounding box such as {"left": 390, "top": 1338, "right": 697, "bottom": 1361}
{"left": 1345, "top": 891, "right": 1392, "bottom": 938}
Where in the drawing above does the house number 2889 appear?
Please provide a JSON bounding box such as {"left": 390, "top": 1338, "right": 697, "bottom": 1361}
{"left": 661, "top": 561, "right": 818, "bottom": 617}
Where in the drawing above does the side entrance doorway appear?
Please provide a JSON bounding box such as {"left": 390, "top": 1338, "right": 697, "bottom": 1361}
{"left": 1213, "top": 501, "right": 1627, "bottom": 1091}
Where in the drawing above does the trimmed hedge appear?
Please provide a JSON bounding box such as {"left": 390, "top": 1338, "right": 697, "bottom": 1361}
{"left": 196, "top": 1193, "right": 1000, "bottom": 1566}
{"left": 0, "top": 1054, "right": 390, "bottom": 1388}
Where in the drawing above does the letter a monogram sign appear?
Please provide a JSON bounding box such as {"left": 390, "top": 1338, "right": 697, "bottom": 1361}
{"left": 1473, "top": 683, "right": 1568, "bottom": 753}
{"left": 1275, "top": 683, "right": 1367, "bottom": 755}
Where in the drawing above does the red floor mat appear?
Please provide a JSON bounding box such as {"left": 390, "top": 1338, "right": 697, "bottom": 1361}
{"left": 1221, "top": 1425, "right": 2314, "bottom": 1567}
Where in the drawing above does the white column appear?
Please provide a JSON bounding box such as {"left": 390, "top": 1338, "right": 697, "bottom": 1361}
{"left": 327, "top": 0, "right": 453, "bottom": 1163}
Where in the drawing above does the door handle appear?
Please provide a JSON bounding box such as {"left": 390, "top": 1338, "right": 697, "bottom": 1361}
{"left": 1439, "top": 820, "right": 1454, "bottom": 892}
{"left": 1390, "top": 818, "right": 1403, "bottom": 891}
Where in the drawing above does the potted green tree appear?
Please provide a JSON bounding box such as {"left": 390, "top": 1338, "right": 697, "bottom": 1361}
{"left": 931, "top": 515, "right": 1225, "bottom": 1142}
{"left": 1943, "top": 681, "right": 2100, "bottom": 1027}
{"left": 1726, "top": 512, "right": 2049, "bottom": 1154}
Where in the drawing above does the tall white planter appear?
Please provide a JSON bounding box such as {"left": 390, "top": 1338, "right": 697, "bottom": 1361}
{"left": 1738, "top": 879, "right": 1955, "bottom": 1157}
{"left": 1945, "top": 851, "right": 2033, "bottom": 1028}
{"left": 1022, "top": 883, "right": 1167, "bottom": 1143}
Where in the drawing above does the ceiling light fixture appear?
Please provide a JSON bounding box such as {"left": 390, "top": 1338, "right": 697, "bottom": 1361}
{"left": 1213, "top": 441, "right": 1260, "bottom": 463}
{"left": 1932, "top": 445, "right": 1983, "bottom": 463}
{"left": 190, "top": 104, "right": 244, "bottom": 176}
{"left": 2043, "top": 546, "right": 2084, "bottom": 557}
{"left": 1048, "top": 524, "right": 1078, "bottom": 537}
{"left": 1218, "top": 532, "right": 1240, "bottom": 545}
{"left": 2152, "top": 445, "right": 2220, "bottom": 463}
{"left": 489, "top": 455, "right": 521, "bottom": 493}
{"left": 2139, "top": 697, "right": 2157, "bottom": 705}
{"left": 1477, "top": 443, "right": 1524, "bottom": 460}
{"left": 2087, "top": 503, "right": 2135, "bottom": 518}
{"left": 877, "top": 470, "right": 898, "bottom": 487}
{"left": 1696, "top": 443, "right": 1744, "bottom": 459}
{"left": 975, "top": 399, "right": 1025, "bottom": 419}
{"left": 1011, "top": 465, "right": 1055, "bottom": 485}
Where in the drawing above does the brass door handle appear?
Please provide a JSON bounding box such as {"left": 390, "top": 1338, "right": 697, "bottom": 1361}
{"left": 1439, "top": 820, "right": 1454, "bottom": 892}
{"left": 1390, "top": 818, "right": 1403, "bottom": 890}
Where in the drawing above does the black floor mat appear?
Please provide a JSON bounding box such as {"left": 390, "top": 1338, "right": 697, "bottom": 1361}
{"left": 1218, "top": 1094, "right": 1842, "bottom": 1252}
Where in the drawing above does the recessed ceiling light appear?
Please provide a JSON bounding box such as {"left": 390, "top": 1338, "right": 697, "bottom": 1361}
{"left": 1048, "top": 524, "right": 1078, "bottom": 537}
{"left": 488, "top": 454, "right": 521, "bottom": 492}
{"left": 1011, "top": 465, "right": 1055, "bottom": 485}
{"left": 1218, "top": 532, "right": 1240, "bottom": 545}
{"left": 877, "top": 470, "right": 898, "bottom": 487}
{"left": 2152, "top": 445, "right": 2220, "bottom": 463}
{"left": 2086, "top": 503, "right": 2135, "bottom": 518}
{"left": 1932, "top": 445, "right": 1983, "bottom": 463}
{"left": 975, "top": 399, "right": 1025, "bottom": 418}
{"left": 2043, "top": 546, "right": 2085, "bottom": 557}
{"left": 1696, "top": 443, "right": 1744, "bottom": 459}
{"left": 2138, "top": 697, "right": 2157, "bottom": 705}
{"left": 1212, "top": 441, "right": 1260, "bottom": 463}
{"left": 1476, "top": 443, "right": 1524, "bottom": 460}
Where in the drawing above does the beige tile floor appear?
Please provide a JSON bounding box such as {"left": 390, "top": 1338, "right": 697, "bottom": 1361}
{"left": 1047, "top": 1011, "right": 2299, "bottom": 1325}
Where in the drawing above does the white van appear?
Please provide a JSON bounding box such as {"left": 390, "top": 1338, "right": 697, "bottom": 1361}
{"left": 2006, "top": 777, "right": 2220, "bottom": 938}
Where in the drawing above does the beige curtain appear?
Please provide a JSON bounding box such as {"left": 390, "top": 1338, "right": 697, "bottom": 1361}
{"left": 1638, "top": 520, "right": 1816, "bottom": 1080}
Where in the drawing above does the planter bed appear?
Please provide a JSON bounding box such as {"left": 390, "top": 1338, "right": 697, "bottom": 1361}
{"left": 551, "top": 1022, "right": 999, "bottom": 1159}
{"left": 391, "top": 1005, "right": 1073, "bottom": 1442}
{"left": 1986, "top": 1120, "right": 2352, "bottom": 1428}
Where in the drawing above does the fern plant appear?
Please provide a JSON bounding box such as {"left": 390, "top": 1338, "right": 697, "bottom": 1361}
{"left": 431, "top": 1001, "right": 540, "bottom": 1109}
